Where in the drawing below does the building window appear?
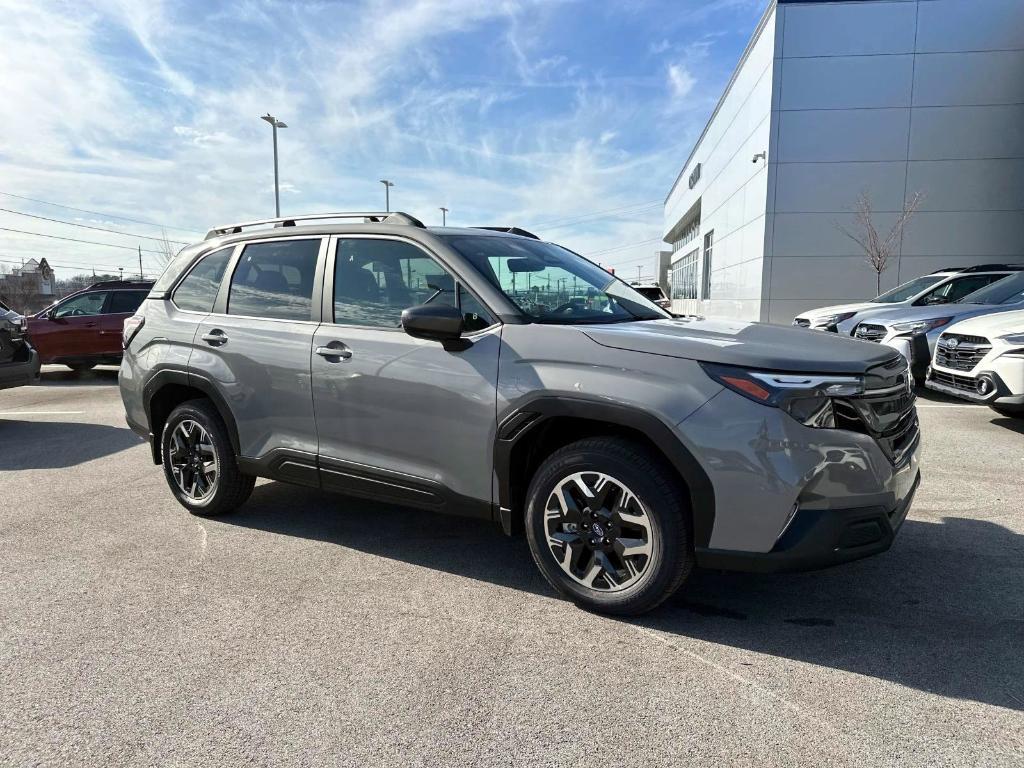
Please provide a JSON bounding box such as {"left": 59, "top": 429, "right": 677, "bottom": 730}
{"left": 701, "top": 231, "right": 714, "bottom": 300}
{"left": 671, "top": 249, "right": 699, "bottom": 300}
{"left": 672, "top": 219, "right": 700, "bottom": 253}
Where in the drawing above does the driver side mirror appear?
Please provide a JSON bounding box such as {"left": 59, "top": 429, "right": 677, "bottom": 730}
{"left": 401, "top": 304, "right": 467, "bottom": 349}
{"left": 921, "top": 295, "right": 950, "bottom": 305}
{"left": 46, "top": 307, "right": 65, "bottom": 322}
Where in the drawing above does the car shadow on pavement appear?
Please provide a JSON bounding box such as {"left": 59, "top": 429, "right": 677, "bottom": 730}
{"left": 0, "top": 420, "right": 143, "bottom": 470}
{"left": 230, "top": 482, "right": 1024, "bottom": 712}
{"left": 35, "top": 367, "right": 120, "bottom": 386}
{"left": 990, "top": 416, "right": 1024, "bottom": 436}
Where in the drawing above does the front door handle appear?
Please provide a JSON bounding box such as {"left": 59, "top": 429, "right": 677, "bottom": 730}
{"left": 201, "top": 330, "right": 228, "bottom": 346}
{"left": 315, "top": 344, "right": 352, "bottom": 360}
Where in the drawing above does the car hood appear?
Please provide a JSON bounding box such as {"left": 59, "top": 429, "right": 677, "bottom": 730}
{"left": 581, "top": 318, "right": 899, "bottom": 374}
{"left": 798, "top": 301, "right": 881, "bottom": 320}
{"left": 856, "top": 302, "right": 1022, "bottom": 328}
{"left": 943, "top": 308, "right": 1024, "bottom": 337}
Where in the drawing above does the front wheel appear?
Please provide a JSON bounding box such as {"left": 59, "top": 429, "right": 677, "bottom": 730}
{"left": 525, "top": 437, "right": 694, "bottom": 616}
{"left": 161, "top": 399, "right": 254, "bottom": 516}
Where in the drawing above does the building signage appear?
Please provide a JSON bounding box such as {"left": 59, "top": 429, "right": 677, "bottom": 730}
{"left": 688, "top": 163, "right": 702, "bottom": 190}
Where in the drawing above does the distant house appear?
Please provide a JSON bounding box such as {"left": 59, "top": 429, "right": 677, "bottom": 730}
{"left": 0, "top": 258, "right": 56, "bottom": 313}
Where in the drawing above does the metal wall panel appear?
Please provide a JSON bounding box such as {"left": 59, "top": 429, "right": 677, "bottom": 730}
{"left": 916, "top": 0, "right": 1024, "bottom": 53}
{"left": 909, "top": 104, "right": 1024, "bottom": 160}
{"left": 780, "top": 55, "right": 914, "bottom": 110}
{"left": 772, "top": 212, "right": 901, "bottom": 258}
{"left": 769, "top": 255, "right": 881, "bottom": 300}
{"left": 774, "top": 162, "right": 908, "bottom": 213}
{"left": 914, "top": 50, "right": 1024, "bottom": 107}
{"left": 900, "top": 210, "right": 1024, "bottom": 257}
{"left": 782, "top": 1, "right": 916, "bottom": 58}
{"left": 778, "top": 109, "right": 910, "bottom": 163}
{"left": 907, "top": 159, "right": 1024, "bottom": 211}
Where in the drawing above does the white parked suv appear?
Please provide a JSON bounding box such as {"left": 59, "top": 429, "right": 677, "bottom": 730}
{"left": 793, "top": 264, "right": 1022, "bottom": 334}
{"left": 925, "top": 309, "right": 1024, "bottom": 417}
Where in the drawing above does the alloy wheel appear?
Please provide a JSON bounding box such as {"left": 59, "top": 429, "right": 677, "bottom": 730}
{"left": 168, "top": 420, "right": 219, "bottom": 502}
{"left": 543, "top": 471, "right": 654, "bottom": 592}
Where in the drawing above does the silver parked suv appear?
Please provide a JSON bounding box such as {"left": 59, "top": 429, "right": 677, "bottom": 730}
{"left": 120, "top": 212, "right": 922, "bottom": 614}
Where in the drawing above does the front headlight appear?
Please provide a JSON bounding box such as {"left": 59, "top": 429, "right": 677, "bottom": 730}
{"left": 816, "top": 311, "right": 857, "bottom": 327}
{"left": 997, "top": 333, "right": 1024, "bottom": 344}
{"left": 891, "top": 317, "right": 953, "bottom": 334}
{"left": 700, "top": 362, "right": 864, "bottom": 428}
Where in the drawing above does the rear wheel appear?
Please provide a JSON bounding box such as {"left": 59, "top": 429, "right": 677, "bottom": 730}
{"left": 161, "top": 399, "right": 254, "bottom": 516}
{"left": 525, "top": 437, "right": 693, "bottom": 616}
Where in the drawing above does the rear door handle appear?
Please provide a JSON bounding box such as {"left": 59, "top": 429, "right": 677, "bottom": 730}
{"left": 201, "top": 330, "right": 228, "bottom": 346}
{"left": 315, "top": 344, "right": 352, "bottom": 360}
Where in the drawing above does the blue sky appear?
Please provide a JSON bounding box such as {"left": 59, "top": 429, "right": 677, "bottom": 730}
{"left": 0, "top": 0, "right": 765, "bottom": 280}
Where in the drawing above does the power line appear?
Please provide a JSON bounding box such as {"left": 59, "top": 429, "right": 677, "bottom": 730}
{"left": 0, "top": 208, "right": 190, "bottom": 245}
{"left": 0, "top": 226, "right": 166, "bottom": 254}
{"left": 532, "top": 200, "right": 662, "bottom": 229}
{"left": 0, "top": 256, "right": 161, "bottom": 277}
{"left": 586, "top": 237, "right": 662, "bottom": 257}
{"left": 0, "top": 190, "right": 203, "bottom": 235}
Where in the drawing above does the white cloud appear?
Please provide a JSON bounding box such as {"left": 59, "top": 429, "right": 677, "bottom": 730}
{"left": 667, "top": 63, "right": 696, "bottom": 100}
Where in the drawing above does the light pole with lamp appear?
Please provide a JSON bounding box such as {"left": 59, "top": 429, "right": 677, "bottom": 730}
{"left": 439, "top": 206, "right": 448, "bottom": 226}
{"left": 379, "top": 179, "right": 395, "bottom": 212}
{"left": 260, "top": 113, "right": 287, "bottom": 217}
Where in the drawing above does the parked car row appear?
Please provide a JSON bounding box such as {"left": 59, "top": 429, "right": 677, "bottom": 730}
{"left": 795, "top": 268, "right": 1024, "bottom": 417}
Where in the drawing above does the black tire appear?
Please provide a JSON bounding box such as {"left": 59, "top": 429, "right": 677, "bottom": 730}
{"left": 67, "top": 362, "right": 96, "bottom": 372}
{"left": 161, "top": 399, "right": 254, "bottom": 516}
{"left": 990, "top": 405, "right": 1024, "bottom": 419}
{"left": 525, "top": 436, "right": 694, "bottom": 616}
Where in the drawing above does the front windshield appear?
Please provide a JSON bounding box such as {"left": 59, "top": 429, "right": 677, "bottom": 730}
{"left": 956, "top": 272, "right": 1024, "bottom": 305}
{"left": 871, "top": 274, "right": 944, "bottom": 303}
{"left": 442, "top": 235, "right": 669, "bottom": 324}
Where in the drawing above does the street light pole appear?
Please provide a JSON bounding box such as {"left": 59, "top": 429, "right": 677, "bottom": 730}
{"left": 379, "top": 179, "right": 395, "bottom": 212}
{"left": 260, "top": 113, "right": 288, "bottom": 217}
{"left": 439, "top": 206, "right": 448, "bottom": 226}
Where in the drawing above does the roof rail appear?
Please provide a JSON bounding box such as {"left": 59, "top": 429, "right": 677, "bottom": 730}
{"left": 959, "top": 263, "right": 1024, "bottom": 273}
{"left": 204, "top": 211, "right": 425, "bottom": 240}
{"left": 87, "top": 279, "right": 155, "bottom": 290}
{"left": 930, "top": 266, "right": 964, "bottom": 273}
{"left": 472, "top": 226, "right": 540, "bottom": 240}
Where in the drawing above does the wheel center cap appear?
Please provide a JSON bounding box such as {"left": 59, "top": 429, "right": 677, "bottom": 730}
{"left": 591, "top": 522, "right": 605, "bottom": 537}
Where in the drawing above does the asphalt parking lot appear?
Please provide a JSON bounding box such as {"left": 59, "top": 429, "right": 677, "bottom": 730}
{"left": 1, "top": 366, "right": 1022, "bottom": 767}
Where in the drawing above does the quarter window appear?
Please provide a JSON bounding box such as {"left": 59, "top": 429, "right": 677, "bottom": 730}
{"left": 228, "top": 239, "right": 321, "bottom": 321}
{"left": 173, "top": 247, "right": 233, "bottom": 313}
{"left": 333, "top": 238, "right": 494, "bottom": 331}
{"left": 54, "top": 291, "right": 107, "bottom": 318}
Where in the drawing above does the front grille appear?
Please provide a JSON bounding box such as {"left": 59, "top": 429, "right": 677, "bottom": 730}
{"left": 854, "top": 323, "right": 886, "bottom": 342}
{"left": 931, "top": 369, "right": 978, "bottom": 393}
{"left": 934, "top": 333, "right": 991, "bottom": 372}
{"left": 833, "top": 358, "right": 919, "bottom": 466}
{"left": 793, "top": 318, "right": 811, "bottom": 328}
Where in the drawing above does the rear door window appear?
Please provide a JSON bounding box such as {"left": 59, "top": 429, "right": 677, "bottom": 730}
{"left": 173, "top": 247, "right": 233, "bottom": 313}
{"left": 926, "top": 275, "right": 1005, "bottom": 304}
{"left": 106, "top": 290, "right": 150, "bottom": 315}
{"left": 228, "top": 239, "right": 321, "bottom": 321}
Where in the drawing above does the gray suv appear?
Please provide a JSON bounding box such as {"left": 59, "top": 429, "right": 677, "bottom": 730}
{"left": 120, "top": 212, "right": 921, "bottom": 615}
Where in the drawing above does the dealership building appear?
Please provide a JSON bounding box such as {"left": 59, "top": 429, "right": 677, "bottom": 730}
{"left": 663, "top": 0, "right": 1024, "bottom": 323}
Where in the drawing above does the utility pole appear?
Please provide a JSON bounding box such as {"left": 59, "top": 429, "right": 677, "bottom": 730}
{"left": 118, "top": 267, "right": 124, "bottom": 282}
{"left": 637, "top": 265, "right": 642, "bottom": 281}
{"left": 138, "top": 245, "right": 144, "bottom": 279}
{"left": 439, "top": 206, "right": 448, "bottom": 226}
{"left": 260, "top": 113, "right": 288, "bottom": 217}
{"left": 380, "top": 179, "right": 395, "bottom": 212}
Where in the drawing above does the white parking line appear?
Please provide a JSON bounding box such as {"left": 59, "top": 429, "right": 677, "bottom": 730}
{"left": 0, "top": 411, "right": 85, "bottom": 416}
{"left": 916, "top": 404, "right": 982, "bottom": 409}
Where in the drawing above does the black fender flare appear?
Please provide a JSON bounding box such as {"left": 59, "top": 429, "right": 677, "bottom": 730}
{"left": 143, "top": 369, "right": 241, "bottom": 462}
{"left": 493, "top": 396, "right": 715, "bottom": 547}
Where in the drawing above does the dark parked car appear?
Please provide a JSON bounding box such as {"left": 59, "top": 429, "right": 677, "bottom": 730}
{"left": 0, "top": 298, "right": 40, "bottom": 391}
{"left": 27, "top": 280, "right": 153, "bottom": 371}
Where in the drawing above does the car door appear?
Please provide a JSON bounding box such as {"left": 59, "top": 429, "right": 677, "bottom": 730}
{"left": 27, "top": 290, "right": 109, "bottom": 362}
{"left": 100, "top": 289, "right": 150, "bottom": 355}
{"left": 192, "top": 236, "right": 327, "bottom": 472}
{"left": 311, "top": 235, "right": 500, "bottom": 515}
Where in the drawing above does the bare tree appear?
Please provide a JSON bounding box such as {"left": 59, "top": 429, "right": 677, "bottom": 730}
{"left": 153, "top": 228, "right": 178, "bottom": 273}
{"left": 838, "top": 190, "right": 924, "bottom": 296}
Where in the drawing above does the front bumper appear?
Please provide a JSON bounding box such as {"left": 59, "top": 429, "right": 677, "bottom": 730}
{"left": 926, "top": 365, "right": 1024, "bottom": 406}
{"left": 0, "top": 345, "right": 41, "bottom": 391}
{"left": 697, "top": 470, "right": 919, "bottom": 573}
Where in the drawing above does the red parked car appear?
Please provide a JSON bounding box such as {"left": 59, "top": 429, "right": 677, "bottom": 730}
{"left": 26, "top": 280, "right": 153, "bottom": 371}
